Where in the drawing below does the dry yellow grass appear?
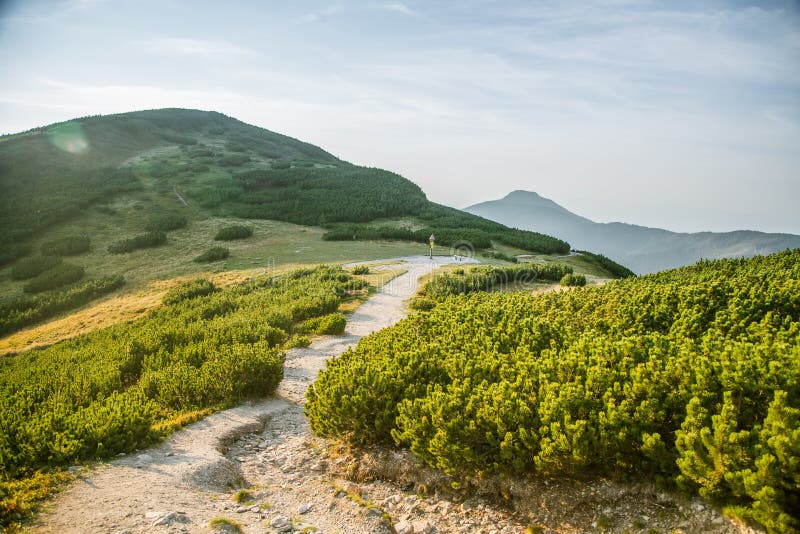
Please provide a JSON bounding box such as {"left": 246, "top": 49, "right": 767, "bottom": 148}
{"left": 0, "top": 265, "right": 300, "bottom": 355}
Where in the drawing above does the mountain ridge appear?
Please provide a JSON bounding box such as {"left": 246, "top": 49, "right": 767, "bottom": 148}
{"left": 466, "top": 190, "right": 800, "bottom": 274}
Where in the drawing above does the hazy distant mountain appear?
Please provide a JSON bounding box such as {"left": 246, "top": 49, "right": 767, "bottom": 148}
{"left": 465, "top": 190, "right": 800, "bottom": 274}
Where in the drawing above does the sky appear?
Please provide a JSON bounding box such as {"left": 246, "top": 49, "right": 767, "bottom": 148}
{"left": 1, "top": 0, "right": 798, "bottom": 234}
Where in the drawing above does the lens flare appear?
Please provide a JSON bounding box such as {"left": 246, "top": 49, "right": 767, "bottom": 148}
{"left": 47, "top": 122, "right": 90, "bottom": 154}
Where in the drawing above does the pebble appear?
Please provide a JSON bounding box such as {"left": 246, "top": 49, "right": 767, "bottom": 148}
{"left": 271, "top": 516, "right": 292, "bottom": 532}
{"left": 298, "top": 503, "right": 313, "bottom": 514}
{"left": 412, "top": 519, "right": 434, "bottom": 533}
{"left": 152, "top": 512, "right": 176, "bottom": 526}
{"left": 394, "top": 519, "right": 414, "bottom": 534}
{"left": 310, "top": 461, "right": 327, "bottom": 472}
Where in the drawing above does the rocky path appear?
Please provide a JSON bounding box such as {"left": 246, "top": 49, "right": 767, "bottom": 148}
{"left": 33, "top": 257, "right": 487, "bottom": 534}
{"left": 33, "top": 256, "right": 745, "bottom": 534}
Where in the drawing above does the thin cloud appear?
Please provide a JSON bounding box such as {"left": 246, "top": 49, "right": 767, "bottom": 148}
{"left": 380, "top": 3, "right": 416, "bottom": 17}
{"left": 299, "top": 5, "right": 343, "bottom": 24}
{"left": 134, "top": 37, "right": 257, "bottom": 58}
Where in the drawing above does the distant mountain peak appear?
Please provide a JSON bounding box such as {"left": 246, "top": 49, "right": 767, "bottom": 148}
{"left": 465, "top": 189, "right": 800, "bottom": 274}
{"left": 482, "top": 190, "right": 578, "bottom": 217}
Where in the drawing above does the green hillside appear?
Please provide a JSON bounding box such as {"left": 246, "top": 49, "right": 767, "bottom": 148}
{"left": 0, "top": 108, "right": 566, "bottom": 254}
{"left": 0, "top": 109, "right": 606, "bottom": 339}
{"left": 307, "top": 250, "right": 800, "bottom": 533}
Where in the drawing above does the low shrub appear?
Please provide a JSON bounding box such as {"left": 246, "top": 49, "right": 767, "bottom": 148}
{"left": 214, "top": 225, "right": 253, "bottom": 241}
{"left": 286, "top": 335, "right": 311, "bottom": 348}
{"left": 0, "top": 244, "right": 33, "bottom": 268}
{"left": 144, "top": 212, "right": 187, "bottom": 232}
{"left": 484, "top": 250, "right": 518, "bottom": 263}
{"left": 108, "top": 232, "right": 167, "bottom": 254}
{"left": 11, "top": 256, "right": 63, "bottom": 280}
{"left": 0, "top": 275, "right": 125, "bottom": 336}
{"left": 351, "top": 265, "right": 370, "bottom": 275}
{"left": 41, "top": 235, "right": 90, "bottom": 256}
{"left": 162, "top": 279, "right": 218, "bottom": 305}
{"left": 194, "top": 247, "right": 230, "bottom": 263}
{"left": 560, "top": 273, "right": 587, "bottom": 287}
{"left": 302, "top": 313, "right": 347, "bottom": 335}
{"left": 219, "top": 155, "right": 251, "bottom": 167}
{"left": 23, "top": 263, "right": 85, "bottom": 293}
{"left": 409, "top": 297, "right": 436, "bottom": 311}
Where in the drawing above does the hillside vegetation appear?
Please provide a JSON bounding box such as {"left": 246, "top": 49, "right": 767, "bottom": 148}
{"left": 0, "top": 265, "right": 363, "bottom": 527}
{"left": 0, "top": 109, "right": 605, "bottom": 337}
{"left": 307, "top": 250, "right": 800, "bottom": 533}
{"left": 0, "top": 109, "right": 570, "bottom": 258}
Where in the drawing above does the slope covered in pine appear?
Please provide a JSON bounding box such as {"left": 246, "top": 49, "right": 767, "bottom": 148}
{"left": 308, "top": 250, "right": 800, "bottom": 532}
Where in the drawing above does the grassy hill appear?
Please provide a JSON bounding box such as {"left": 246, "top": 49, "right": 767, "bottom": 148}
{"left": 0, "top": 109, "right": 623, "bottom": 341}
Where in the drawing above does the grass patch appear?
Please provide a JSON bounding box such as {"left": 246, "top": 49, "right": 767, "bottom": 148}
{"left": 150, "top": 408, "right": 214, "bottom": 435}
{"left": 209, "top": 516, "right": 243, "bottom": 533}
{"left": 232, "top": 489, "right": 253, "bottom": 504}
{"left": 0, "top": 470, "right": 73, "bottom": 531}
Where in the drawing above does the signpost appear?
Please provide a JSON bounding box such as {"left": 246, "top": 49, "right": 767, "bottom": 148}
{"left": 429, "top": 234, "right": 435, "bottom": 259}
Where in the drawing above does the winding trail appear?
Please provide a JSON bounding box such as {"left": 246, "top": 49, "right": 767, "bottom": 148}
{"left": 34, "top": 256, "right": 471, "bottom": 534}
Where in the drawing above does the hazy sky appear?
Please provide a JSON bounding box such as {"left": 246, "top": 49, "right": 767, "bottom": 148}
{"left": 1, "top": 1, "right": 798, "bottom": 234}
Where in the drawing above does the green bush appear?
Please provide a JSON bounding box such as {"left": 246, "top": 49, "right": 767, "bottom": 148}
{"left": 144, "top": 211, "right": 187, "bottom": 232}
{"left": 0, "top": 276, "right": 125, "bottom": 336}
{"left": 219, "top": 154, "right": 251, "bottom": 167}
{"left": 408, "top": 297, "right": 435, "bottom": 311}
{"left": 108, "top": 232, "right": 167, "bottom": 254}
{"left": 40, "top": 235, "right": 90, "bottom": 256}
{"left": 307, "top": 251, "right": 800, "bottom": 533}
{"left": 0, "top": 245, "right": 32, "bottom": 268}
{"left": 162, "top": 278, "right": 218, "bottom": 305}
{"left": 193, "top": 247, "right": 230, "bottom": 263}
{"left": 22, "top": 263, "right": 85, "bottom": 293}
{"left": 484, "top": 250, "right": 518, "bottom": 263}
{"left": 287, "top": 335, "right": 311, "bottom": 348}
{"left": 351, "top": 265, "right": 370, "bottom": 275}
{"left": 421, "top": 263, "right": 572, "bottom": 298}
{"left": 560, "top": 273, "right": 587, "bottom": 287}
{"left": 10, "top": 256, "right": 63, "bottom": 280}
{"left": 214, "top": 225, "right": 253, "bottom": 241}
{"left": 302, "top": 313, "right": 347, "bottom": 335}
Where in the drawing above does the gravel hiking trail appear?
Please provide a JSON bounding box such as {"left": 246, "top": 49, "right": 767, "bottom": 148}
{"left": 33, "top": 257, "right": 471, "bottom": 534}
{"left": 33, "top": 256, "right": 744, "bottom": 534}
